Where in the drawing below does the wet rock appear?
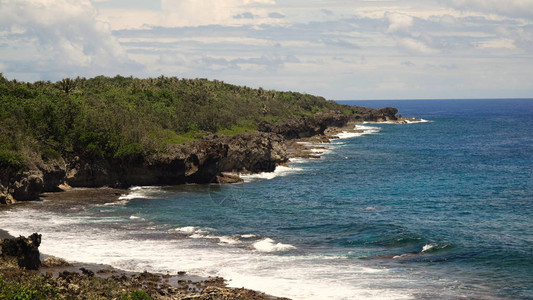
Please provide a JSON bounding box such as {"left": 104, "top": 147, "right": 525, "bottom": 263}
{"left": 217, "top": 174, "right": 244, "bottom": 184}
{"left": 80, "top": 267, "right": 95, "bottom": 277}
{"left": 42, "top": 256, "right": 71, "bottom": 268}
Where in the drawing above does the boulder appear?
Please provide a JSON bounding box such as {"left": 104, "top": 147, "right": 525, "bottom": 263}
{"left": 0, "top": 233, "right": 42, "bottom": 270}
{"left": 11, "top": 170, "right": 44, "bottom": 201}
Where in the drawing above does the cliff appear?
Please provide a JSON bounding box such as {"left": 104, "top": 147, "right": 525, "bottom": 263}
{"left": 0, "top": 132, "right": 287, "bottom": 203}
{"left": 0, "top": 107, "right": 399, "bottom": 204}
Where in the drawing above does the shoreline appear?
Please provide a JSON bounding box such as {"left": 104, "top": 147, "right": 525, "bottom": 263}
{"left": 0, "top": 193, "right": 290, "bottom": 300}
{"left": 0, "top": 118, "right": 420, "bottom": 299}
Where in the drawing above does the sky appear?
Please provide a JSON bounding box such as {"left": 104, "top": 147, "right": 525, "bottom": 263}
{"left": 0, "top": 0, "right": 532, "bottom": 100}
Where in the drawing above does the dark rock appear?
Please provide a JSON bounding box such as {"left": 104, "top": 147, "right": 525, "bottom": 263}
{"left": 39, "top": 159, "right": 67, "bottom": 192}
{"left": 352, "top": 106, "right": 399, "bottom": 122}
{"left": 64, "top": 132, "right": 287, "bottom": 188}
{"left": 258, "top": 111, "right": 350, "bottom": 139}
{"left": 11, "top": 171, "right": 44, "bottom": 201}
{"left": 217, "top": 174, "right": 244, "bottom": 184}
{"left": 80, "top": 267, "right": 95, "bottom": 277}
{"left": 0, "top": 233, "right": 42, "bottom": 270}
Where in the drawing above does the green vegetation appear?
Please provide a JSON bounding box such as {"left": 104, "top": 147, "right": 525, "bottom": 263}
{"left": 0, "top": 151, "right": 26, "bottom": 172}
{"left": 0, "top": 271, "right": 156, "bottom": 300}
{"left": 0, "top": 74, "right": 347, "bottom": 168}
{"left": 0, "top": 274, "right": 58, "bottom": 300}
{"left": 121, "top": 290, "right": 153, "bottom": 300}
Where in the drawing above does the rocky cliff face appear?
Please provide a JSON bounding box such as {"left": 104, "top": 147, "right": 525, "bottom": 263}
{"left": 258, "top": 111, "right": 350, "bottom": 139}
{"left": 353, "top": 106, "right": 399, "bottom": 122}
{"left": 38, "top": 131, "right": 287, "bottom": 192}
{"left": 0, "top": 106, "right": 400, "bottom": 204}
{"left": 0, "top": 159, "right": 66, "bottom": 204}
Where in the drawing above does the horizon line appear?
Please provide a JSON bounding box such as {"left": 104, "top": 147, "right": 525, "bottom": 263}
{"left": 335, "top": 98, "right": 533, "bottom": 101}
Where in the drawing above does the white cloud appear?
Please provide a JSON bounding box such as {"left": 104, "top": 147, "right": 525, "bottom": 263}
{"left": 1, "top": 0, "right": 532, "bottom": 99}
{"left": 161, "top": 0, "right": 277, "bottom": 27}
{"left": 477, "top": 38, "right": 516, "bottom": 49}
{"left": 0, "top": 0, "right": 140, "bottom": 79}
{"left": 386, "top": 12, "right": 414, "bottom": 34}
{"left": 398, "top": 37, "right": 438, "bottom": 54}
{"left": 443, "top": 0, "right": 533, "bottom": 19}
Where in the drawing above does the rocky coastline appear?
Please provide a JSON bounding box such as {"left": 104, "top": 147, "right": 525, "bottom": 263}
{"left": 0, "top": 233, "right": 289, "bottom": 299}
{"left": 0, "top": 106, "right": 411, "bottom": 205}
{"left": 0, "top": 105, "right": 418, "bottom": 299}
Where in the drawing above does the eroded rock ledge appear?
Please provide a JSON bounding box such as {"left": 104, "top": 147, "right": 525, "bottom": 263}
{"left": 0, "top": 107, "right": 403, "bottom": 204}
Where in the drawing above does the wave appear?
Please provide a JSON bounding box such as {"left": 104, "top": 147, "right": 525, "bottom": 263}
{"left": 355, "top": 124, "right": 381, "bottom": 133}
{"left": 103, "top": 199, "right": 130, "bottom": 207}
{"left": 116, "top": 186, "right": 164, "bottom": 203}
{"left": 365, "top": 119, "right": 432, "bottom": 124}
{"left": 175, "top": 226, "right": 242, "bottom": 246}
{"left": 0, "top": 208, "right": 418, "bottom": 300}
{"left": 239, "top": 165, "right": 304, "bottom": 182}
{"left": 252, "top": 238, "right": 296, "bottom": 253}
{"left": 405, "top": 118, "right": 431, "bottom": 123}
{"left": 421, "top": 243, "right": 452, "bottom": 254}
{"left": 331, "top": 124, "right": 381, "bottom": 141}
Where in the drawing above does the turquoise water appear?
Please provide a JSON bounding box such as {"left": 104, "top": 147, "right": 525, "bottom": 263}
{"left": 0, "top": 99, "right": 531, "bottom": 299}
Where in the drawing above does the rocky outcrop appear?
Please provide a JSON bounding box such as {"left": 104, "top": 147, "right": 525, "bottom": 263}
{"left": 65, "top": 132, "right": 287, "bottom": 188}
{"left": 353, "top": 106, "right": 399, "bottom": 122}
{"left": 258, "top": 111, "right": 350, "bottom": 139}
{"left": 217, "top": 132, "right": 287, "bottom": 173}
{"left": 0, "top": 159, "right": 67, "bottom": 204}
{"left": 0, "top": 233, "right": 41, "bottom": 270}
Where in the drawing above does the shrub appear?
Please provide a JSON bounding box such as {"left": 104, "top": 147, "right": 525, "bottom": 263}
{"left": 0, "top": 150, "right": 26, "bottom": 171}
{"left": 114, "top": 142, "right": 143, "bottom": 160}
{"left": 0, "top": 275, "right": 58, "bottom": 300}
{"left": 40, "top": 148, "right": 61, "bottom": 162}
{"left": 121, "top": 290, "right": 153, "bottom": 300}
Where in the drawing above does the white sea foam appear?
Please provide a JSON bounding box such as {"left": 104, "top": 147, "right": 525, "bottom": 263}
{"left": 330, "top": 124, "right": 381, "bottom": 142}
{"left": 364, "top": 119, "right": 431, "bottom": 124}
{"left": 240, "top": 234, "right": 257, "bottom": 239}
{"left": 252, "top": 238, "right": 296, "bottom": 252}
{"left": 175, "top": 226, "right": 198, "bottom": 234}
{"left": 288, "top": 158, "right": 308, "bottom": 164}
{"left": 239, "top": 165, "right": 303, "bottom": 182}
{"left": 175, "top": 226, "right": 210, "bottom": 236}
{"left": 405, "top": 118, "right": 431, "bottom": 123}
{"left": 355, "top": 124, "right": 381, "bottom": 133}
{"left": 103, "top": 199, "right": 130, "bottom": 206}
{"left": 129, "top": 215, "right": 143, "bottom": 220}
{"left": 118, "top": 186, "right": 162, "bottom": 201}
{"left": 334, "top": 131, "right": 365, "bottom": 139}
{"left": 217, "top": 235, "right": 240, "bottom": 245}
{"left": 0, "top": 208, "right": 417, "bottom": 300}
{"left": 422, "top": 243, "right": 437, "bottom": 253}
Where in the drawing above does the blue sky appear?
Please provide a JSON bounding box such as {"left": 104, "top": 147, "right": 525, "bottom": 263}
{"left": 0, "top": 0, "right": 532, "bottom": 99}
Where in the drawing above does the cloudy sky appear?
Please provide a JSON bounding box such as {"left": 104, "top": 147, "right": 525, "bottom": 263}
{"left": 0, "top": 0, "right": 532, "bottom": 99}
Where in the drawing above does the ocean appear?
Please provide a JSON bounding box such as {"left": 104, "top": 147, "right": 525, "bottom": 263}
{"left": 0, "top": 99, "right": 531, "bottom": 299}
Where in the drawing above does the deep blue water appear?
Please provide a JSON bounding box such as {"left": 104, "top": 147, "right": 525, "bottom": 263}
{"left": 1, "top": 99, "right": 531, "bottom": 299}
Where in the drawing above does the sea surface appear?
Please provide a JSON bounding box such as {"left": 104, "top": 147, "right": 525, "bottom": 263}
{"left": 1, "top": 99, "right": 532, "bottom": 299}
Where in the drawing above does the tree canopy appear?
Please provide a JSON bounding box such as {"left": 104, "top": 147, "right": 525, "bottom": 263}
{"left": 0, "top": 74, "right": 350, "bottom": 167}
